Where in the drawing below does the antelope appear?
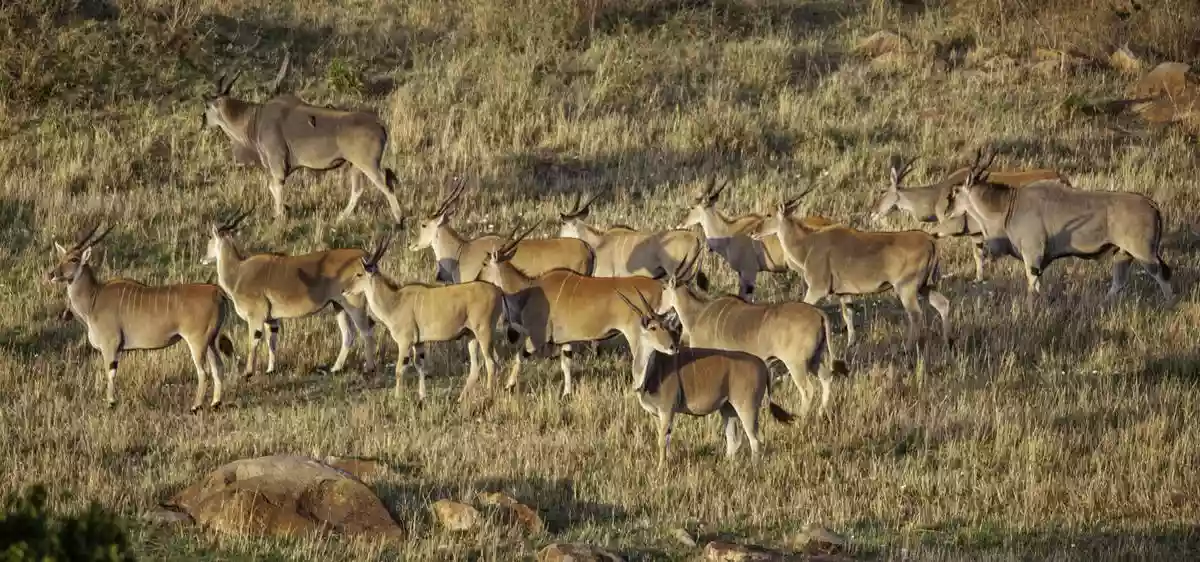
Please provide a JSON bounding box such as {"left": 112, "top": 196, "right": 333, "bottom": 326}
{"left": 201, "top": 208, "right": 377, "bottom": 377}
{"left": 944, "top": 149, "right": 1173, "bottom": 301}
{"left": 201, "top": 51, "right": 405, "bottom": 222}
{"left": 477, "top": 222, "right": 671, "bottom": 396}
{"left": 558, "top": 193, "right": 710, "bottom": 291}
{"left": 753, "top": 191, "right": 951, "bottom": 347}
{"left": 619, "top": 291, "right": 795, "bottom": 467}
{"left": 47, "top": 225, "right": 235, "bottom": 413}
{"left": 342, "top": 234, "right": 503, "bottom": 403}
{"left": 678, "top": 177, "right": 837, "bottom": 299}
{"left": 870, "top": 156, "right": 1069, "bottom": 281}
{"left": 410, "top": 178, "right": 594, "bottom": 283}
{"left": 654, "top": 251, "right": 849, "bottom": 417}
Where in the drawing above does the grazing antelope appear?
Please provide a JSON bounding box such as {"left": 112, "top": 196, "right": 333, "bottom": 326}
{"left": 47, "top": 225, "right": 235, "bottom": 413}
{"left": 945, "top": 149, "right": 1173, "bottom": 301}
{"left": 410, "top": 179, "right": 594, "bottom": 283}
{"left": 654, "top": 252, "right": 849, "bottom": 417}
{"left": 478, "top": 222, "right": 669, "bottom": 396}
{"left": 342, "top": 234, "right": 503, "bottom": 402}
{"left": 201, "top": 208, "right": 377, "bottom": 377}
{"left": 558, "top": 193, "right": 710, "bottom": 290}
{"left": 619, "top": 291, "right": 794, "bottom": 466}
{"left": 678, "top": 177, "right": 837, "bottom": 299}
{"left": 754, "top": 191, "right": 951, "bottom": 347}
{"left": 870, "top": 156, "right": 1069, "bottom": 281}
{"left": 201, "top": 51, "right": 404, "bottom": 222}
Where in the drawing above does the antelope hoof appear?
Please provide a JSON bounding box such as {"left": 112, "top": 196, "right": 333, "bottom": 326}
{"left": 106, "top": 400, "right": 116, "bottom": 410}
{"left": 210, "top": 401, "right": 222, "bottom": 411}
{"left": 415, "top": 399, "right": 425, "bottom": 410}
{"left": 190, "top": 405, "right": 202, "bottom": 415}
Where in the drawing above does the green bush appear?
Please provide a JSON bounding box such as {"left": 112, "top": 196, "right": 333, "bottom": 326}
{"left": 0, "top": 485, "right": 135, "bottom": 562}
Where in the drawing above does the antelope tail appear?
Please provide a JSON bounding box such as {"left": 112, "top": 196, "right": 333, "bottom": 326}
{"left": 768, "top": 401, "right": 796, "bottom": 424}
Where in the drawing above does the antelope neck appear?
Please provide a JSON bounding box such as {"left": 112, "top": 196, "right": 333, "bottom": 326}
{"left": 432, "top": 224, "right": 467, "bottom": 262}
{"left": 66, "top": 265, "right": 101, "bottom": 321}
{"left": 214, "top": 239, "right": 246, "bottom": 291}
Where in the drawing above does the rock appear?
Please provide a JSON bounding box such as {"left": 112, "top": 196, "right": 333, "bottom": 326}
{"left": 702, "top": 541, "right": 786, "bottom": 562}
{"left": 1130, "top": 62, "right": 1193, "bottom": 99}
{"left": 1030, "top": 48, "right": 1091, "bottom": 77}
{"left": 1126, "top": 62, "right": 1200, "bottom": 131}
{"left": 165, "top": 455, "right": 401, "bottom": 539}
{"left": 431, "top": 499, "right": 480, "bottom": 532}
{"left": 854, "top": 31, "right": 909, "bottom": 58}
{"left": 793, "top": 524, "right": 848, "bottom": 555}
{"left": 141, "top": 508, "right": 192, "bottom": 526}
{"left": 965, "top": 48, "right": 1016, "bottom": 72}
{"left": 537, "top": 543, "right": 625, "bottom": 562}
{"left": 670, "top": 527, "right": 698, "bottom": 547}
{"left": 477, "top": 492, "right": 544, "bottom": 534}
{"left": 1109, "top": 47, "right": 1144, "bottom": 75}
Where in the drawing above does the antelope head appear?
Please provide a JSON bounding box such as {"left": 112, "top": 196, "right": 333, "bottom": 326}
{"left": 751, "top": 187, "right": 813, "bottom": 241}
{"left": 619, "top": 288, "right": 679, "bottom": 356}
{"left": 870, "top": 155, "right": 917, "bottom": 224}
{"left": 655, "top": 246, "right": 701, "bottom": 315}
{"left": 944, "top": 148, "right": 996, "bottom": 222}
{"left": 47, "top": 223, "right": 112, "bottom": 283}
{"left": 557, "top": 192, "right": 601, "bottom": 239}
{"left": 411, "top": 177, "right": 468, "bottom": 251}
{"left": 479, "top": 220, "right": 539, "bottom": 285}
{"left": 202, "top": 206, "right": 253, "bottom": 265}
{"left": 345, "top": 232, "right": 395, "bottom": 297}
{"left": 678, "top": 177, "right": 729, "bottom": 229}
{"left": 202, "top": 50, "right": 289, "bottom": 129}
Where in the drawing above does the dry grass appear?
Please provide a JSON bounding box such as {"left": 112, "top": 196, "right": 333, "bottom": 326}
{"left": 3, "top": 0, "right": 1200, "bottom": 560}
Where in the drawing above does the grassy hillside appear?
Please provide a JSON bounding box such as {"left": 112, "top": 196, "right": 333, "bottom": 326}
{"left": 2, "top": 0, "right": 1199, "bottom": 560}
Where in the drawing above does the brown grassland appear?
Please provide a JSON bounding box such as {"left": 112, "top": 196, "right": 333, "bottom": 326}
{"left": 2, "top": 0, "right": 1200, "bottom": 560}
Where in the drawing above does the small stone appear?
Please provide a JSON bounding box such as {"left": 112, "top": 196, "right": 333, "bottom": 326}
{"left": 670, "top": 527, "right": 698, "bottom": 547}
{"left": 793, "top": 523, "right": 848, "bottom": 555}
{"left": 537, "top": 542, "right": 625, "bottom": 562}
{"left": 702, "top": 541, "right": 785, "bottom": 562}
{"left": 1109, "top": 47, "right": 1144, "bottom": 75}
{"left": 431, "top": 499, "right": 480, "bottom": 532}
{"left": 324, "top": 456, "right": 389, "bottom": 480}
{"left": 141, "top": 508, "right": 192, "bottom": 526}
{"left": 478, "top": 492, "right": 544, "bottom": 534}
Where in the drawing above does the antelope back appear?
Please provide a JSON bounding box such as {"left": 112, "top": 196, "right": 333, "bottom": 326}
{"left": 234, "top": 248, "right": 367, "bottom": 313}
{"left": 535, "top": 271, "right": 664, "bottom": 339}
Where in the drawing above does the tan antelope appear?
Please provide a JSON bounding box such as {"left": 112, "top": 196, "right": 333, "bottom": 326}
{"left": 753, "top": 191, "right": 951, "bottom": 347}
{"left": 678, "top": 177, "right": 837, "bottom": 299}
{"left": 870, "top": 156, "right": 1069, "bottom": 281}
{"left": 654, "top": 252, "right": 848, "bottom": 417}
{"left": 557, "top": 193, "right": 710, "bottom": 290}
{"left": 410, "top": 179, "right": 594, "bottom": 283}
{"left": 201, "top": 208, "right": 377, "bottom": 377}
{"left": 619, "top": 291, "right": 795, "bottom": 466}
{"left": 342, "top": 234, "right": 503, "bottom": 403}
{"left": 202, "top": 51, "right": 404, "bottom": 222}
{"left": 944, "top": 149, "right": 1174, "bottom": 301}
{"left": 478, "top": 222, "right": 671, "bottom": 396}
{"left": 47, "top": 225, "right": 235, "bottom": 413}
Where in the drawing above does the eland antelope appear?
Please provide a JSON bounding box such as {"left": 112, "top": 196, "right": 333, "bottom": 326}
{"left": 201, "top": 51, "right": 405, "bottom": 222}
{"left": 201, "top": 208, "right": 377, "bottom": 377}
{"left": 944, "top": 149, "right": 1173, "bottom": 301}
{"left": 47, "top": 224, "right": 235, "bottom": 412}
{"left": 343, "top": 234, "right": 503, "bottom": 403}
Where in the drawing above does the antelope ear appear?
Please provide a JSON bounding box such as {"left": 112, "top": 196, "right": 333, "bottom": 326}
{"left": 54, "top": 242, "right": 67, "bottom": 255}
{"left": 437, "top": 212, "right": 450, "bottom": 225}
{"left": 80, "top": 247, "right": 93, "bottom": 264}
{"left": 641, "top": 316, "right": 652, "bottom": 329}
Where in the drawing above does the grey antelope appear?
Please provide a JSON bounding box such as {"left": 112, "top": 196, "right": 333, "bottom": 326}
{"left": 654, "top": 252, "right": 849, "bottom": 418}
{"left": 870, "top": 156, "right": 1069, "bottom": 281}
{"left": 620, "top": 291, "right": 794, "bottom": 467}
{"left": 47, "top": 225, "right": 235, "bottom": 412}
{"left": 678, "top": 177, "right": 837, "bottom": 300}
{"left": 410, "top": 179, "right": 594, "bottom": 283}
{"left": 944, "top": 149, "right": 1173, "bottom": 301}
{"left": 202, "top": 51, "right": 404, "bottom": 222}
{"left": 558, "top": 193, "right": 710, "bottom": 291}
{"left": 754, "top": 191, "right": 951, "bottom": 346}
{"left": 342, "top": 234, "right": 503, "bottom": 403}
{"left": 201, "top": 209, "right": 377, "bottom": 377}
{"left": 478, "top": 222, "right": 670, "bottom": 396}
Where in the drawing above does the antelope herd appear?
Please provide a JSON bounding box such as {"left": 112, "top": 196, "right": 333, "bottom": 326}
{"left": 45, "top": 55, "right": 1178, "bottom": 466}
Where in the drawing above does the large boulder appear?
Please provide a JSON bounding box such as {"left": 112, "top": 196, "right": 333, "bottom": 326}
{"left": 162, "top": 455, "right": 402, "bottom": 539}
{"left": 537, "top": 543, "right": 625, "bottom": 562}
{"left": 1127, "top": 62, "right": 1200, "bottom": 131}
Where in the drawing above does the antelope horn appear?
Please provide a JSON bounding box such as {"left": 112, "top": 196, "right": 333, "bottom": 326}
{"left": 368, "top": 232, "right": 394, "bottom": 267}
{"left": 633, "top": 287, "right": 655, "bottom": 317}
{"left": 575, "top": 192, "right": 601, "bottom": 216}
{"left": 616, "top": 290, "right": 644, "bottom": 317}
{"left": 563, "top": 193, "right": 582, "bottom": 217}
{"left": 80, "top": 224, "right": 113, "bottom": 251}
{"left": 267, "top": 49, "right": 290, "bottom": 96}
{"left": 71, "top": 223, "right": 102, "bottom": 251}
{"left": 220, "top": 70, "right": 242, "bottom": 96}
{"left": 891, "top": 156, "right": 918, "bottom": 185}
{"left": 782, "top": 186, "right": 814, "bottom": 210}
{"left": 435, "top": 176, "right": 467, "bottom": 217}
{"left": 709, "top": 178, "right": 729, "bottom": 200}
